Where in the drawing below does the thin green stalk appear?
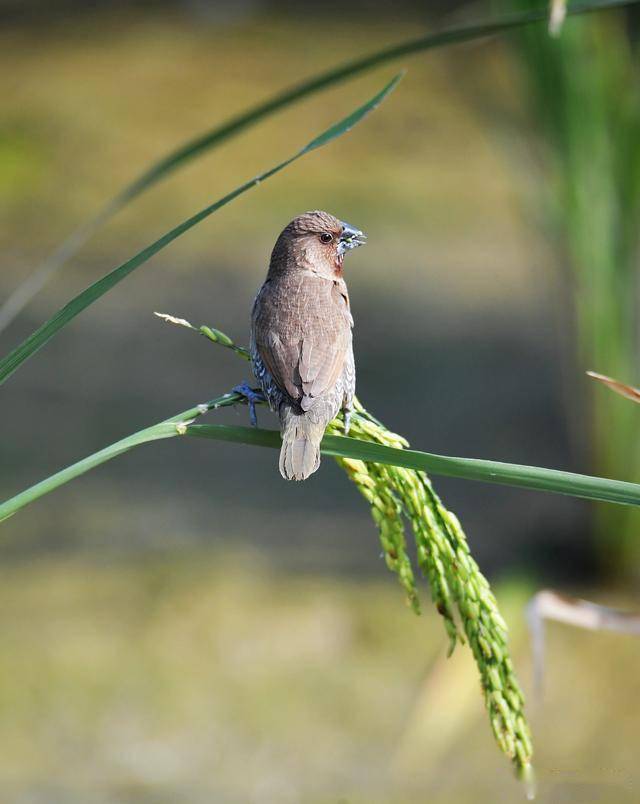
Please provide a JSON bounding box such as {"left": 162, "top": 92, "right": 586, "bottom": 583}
{"left": 6, "top": 409, "right": 640, "bottom": 525}
{"left": 6, "top": 310, "right": 640, "bottom": 525}
{"left": 185, "top": 424, "right": 640, "bottom": 507}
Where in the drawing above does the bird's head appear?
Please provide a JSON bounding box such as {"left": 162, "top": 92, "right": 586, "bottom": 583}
{"left": 269, "top": 210, "right": 366, "bottom": 279}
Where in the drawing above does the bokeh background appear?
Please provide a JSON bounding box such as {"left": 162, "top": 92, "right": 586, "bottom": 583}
{"left": 1, "top": 1, "right": 640, "bottom": 801}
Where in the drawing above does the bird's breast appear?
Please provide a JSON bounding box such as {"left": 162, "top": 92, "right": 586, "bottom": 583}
{"left": 257, "top": 274, "right": 348, "bottom": 328}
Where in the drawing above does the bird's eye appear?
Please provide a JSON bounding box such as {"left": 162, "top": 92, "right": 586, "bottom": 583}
{"left": 319, "top": 233, "right": 333, "bottom": 244}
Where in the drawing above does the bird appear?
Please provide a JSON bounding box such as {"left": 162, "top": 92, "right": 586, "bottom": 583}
{"left": 248, "top": 210, "right": 366, "bottom": 481}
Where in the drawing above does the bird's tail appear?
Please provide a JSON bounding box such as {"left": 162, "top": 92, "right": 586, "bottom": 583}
{"left": 279, "top": 406, "right": 326, "bottom": 481}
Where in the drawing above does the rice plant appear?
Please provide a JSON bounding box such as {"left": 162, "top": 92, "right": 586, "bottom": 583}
{"left": 181, "top": 319, "right": 536, "bottom": 784}
{"left": 2, "top": 0, "right": 640, "bottom": 791}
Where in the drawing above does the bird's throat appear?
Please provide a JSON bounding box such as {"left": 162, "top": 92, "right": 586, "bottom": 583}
{"left": 334, "top": 254, "right": 344, "bottom": 276}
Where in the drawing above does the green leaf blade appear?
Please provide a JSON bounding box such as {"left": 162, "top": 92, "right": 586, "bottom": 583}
{"left": 304, "top": 73, "right": 404, "bottom": 152}
{"left": 0, "top": 422, "right": 177, "bottom": 524}
{"left": 0, "top": 393, "right": 239, "bottom": 524}
{"left": 0, "top": 75, "right": 402, "bottom": 386}
{"left": 3, "top": 415, "right": 640, "bottom": 525}
{"left": 185, "top": 424, "right": 640, "bottom": 508}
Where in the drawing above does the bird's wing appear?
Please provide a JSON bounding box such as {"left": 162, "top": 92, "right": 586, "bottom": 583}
{"left": 258, "top": 329, "right": 303, "bottom": 401}
{"left": 254, "top": 284, "right": 351, "bottom": 410}
{"left": 297, "top": 324, "right": 350, "bottom": 411}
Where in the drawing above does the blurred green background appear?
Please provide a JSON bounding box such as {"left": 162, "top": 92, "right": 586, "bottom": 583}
{"left": 1, "top": 1, "right": 640, "bottom": 801}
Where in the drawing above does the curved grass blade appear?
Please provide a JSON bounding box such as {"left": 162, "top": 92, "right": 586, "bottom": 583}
{"left": 0, "top": 0, "right": 635, "bottom": 336}
{"left": 0, "top": 393, "right": 241, "bottom": 523}
{"left": 4, "top": 411, "right": 640, "bottom": 524}
{"left": 186, "top": 424, "right": 640, "bottom": 507}
{"left": 0, "top": 74, "right": 402, "bottom": 387}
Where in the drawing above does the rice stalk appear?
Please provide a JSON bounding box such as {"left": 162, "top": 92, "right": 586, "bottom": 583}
{"left": 171, "top": 317, "right": 534, "bottom": 780}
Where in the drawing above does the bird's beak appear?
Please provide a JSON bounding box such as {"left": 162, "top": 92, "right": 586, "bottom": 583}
{"left": 337, "top": 221, "right": 366, "bottom": 255}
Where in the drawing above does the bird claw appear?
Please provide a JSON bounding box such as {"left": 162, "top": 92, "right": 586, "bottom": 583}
{"left": 343, "top": 408, "right": 352, "bottom": 435}
{"left": 232, "top": 382, "right": 265, "bottom": 427}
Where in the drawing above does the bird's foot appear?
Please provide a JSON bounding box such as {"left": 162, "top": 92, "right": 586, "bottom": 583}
{"left": 343, "top": 408, "right": 352, "bottom": 436}
{"left": 232, "top": 381, "right": 265, "bottom": 427}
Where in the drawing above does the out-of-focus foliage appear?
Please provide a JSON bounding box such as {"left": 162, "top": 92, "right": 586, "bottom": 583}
{"left": 503, "top": 1, "right": 640, "bottom": 572}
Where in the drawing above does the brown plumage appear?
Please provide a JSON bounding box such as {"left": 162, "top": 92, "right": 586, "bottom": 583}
{"left": 250, "top": 210, "right": 365, "bottom": 480}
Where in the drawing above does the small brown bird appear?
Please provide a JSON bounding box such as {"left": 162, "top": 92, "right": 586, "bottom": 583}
{"left": 249, "top": 210, "right": 365, "bottom": 480}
